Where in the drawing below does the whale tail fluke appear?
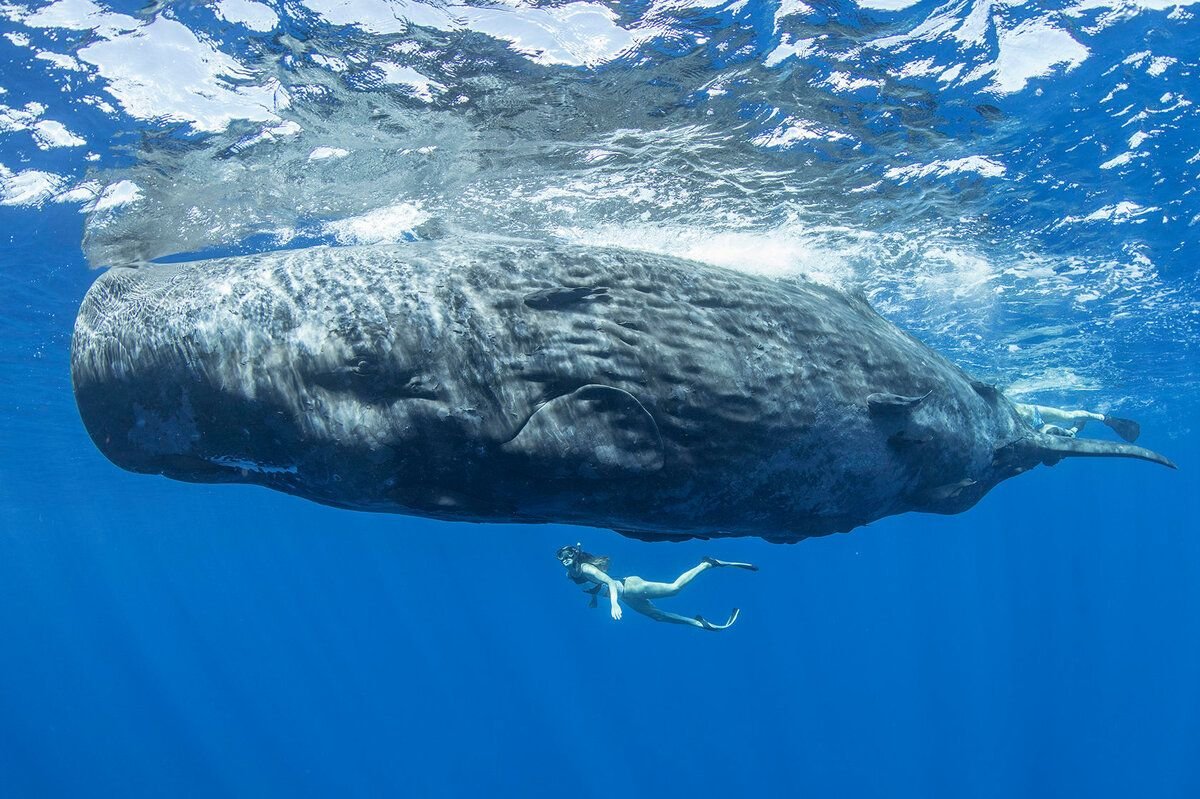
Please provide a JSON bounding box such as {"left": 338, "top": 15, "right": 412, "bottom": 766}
{"left": 1035, "top": 434, "right": 1176, "bottom": 470}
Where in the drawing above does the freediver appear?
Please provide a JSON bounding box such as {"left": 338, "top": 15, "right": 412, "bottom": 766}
{"left": 556, "top": 543, "right": 758, "bottom": 631}
{"left": 1012, "top": 402, "right": 1141, "bottom": 442}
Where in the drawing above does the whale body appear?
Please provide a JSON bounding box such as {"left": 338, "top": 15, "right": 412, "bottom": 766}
{"left": 70, "top": 237, "right": 1173, "bottom": 542}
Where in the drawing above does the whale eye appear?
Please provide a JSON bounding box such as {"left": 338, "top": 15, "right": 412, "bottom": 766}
{"left": 351, "top": 357, "right": 376, "bottom": 377}
{"left": 309, "top": 352, "right": 440, "bottom": 404}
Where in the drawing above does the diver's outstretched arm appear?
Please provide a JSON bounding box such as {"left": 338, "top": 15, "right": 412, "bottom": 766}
{"left": 1036, "top": 406, "right": 1104, "bottom": 430}
{"left": 580, "top": 563, "right": 622, "bottom": 621}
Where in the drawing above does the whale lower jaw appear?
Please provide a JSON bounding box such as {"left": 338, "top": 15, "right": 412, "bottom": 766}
{"left": 1025, "top": 433, "right": 1176, "bottom": 470}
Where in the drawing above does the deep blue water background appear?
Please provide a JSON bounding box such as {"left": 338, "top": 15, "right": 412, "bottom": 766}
{"left": 2, "top": 203, "right": 1198, "bottom": 796}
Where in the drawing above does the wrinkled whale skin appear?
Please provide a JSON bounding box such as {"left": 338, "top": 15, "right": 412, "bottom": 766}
{"left": 71, "top": 238, "right": 1171, "bottom": 542}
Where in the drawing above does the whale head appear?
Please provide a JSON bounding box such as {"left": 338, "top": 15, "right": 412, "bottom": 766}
{"left": 70, "top": 253, "right": 477, "bottom": 507}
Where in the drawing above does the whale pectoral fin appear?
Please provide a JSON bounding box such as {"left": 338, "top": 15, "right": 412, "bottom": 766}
{"left": 502, "top": 384, "right": 664, "bottom": 476}
{"left": 867, "top": 389, "right": 932, "bottom": 415}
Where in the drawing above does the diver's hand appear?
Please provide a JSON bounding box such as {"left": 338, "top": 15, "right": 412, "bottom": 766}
{"left": 611, "top": 603, "right": 623, "bottom": 621}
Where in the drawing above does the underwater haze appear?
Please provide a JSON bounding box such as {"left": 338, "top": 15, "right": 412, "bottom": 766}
{"left": 1, "top": 0, "right": 1199, "bottom": 795}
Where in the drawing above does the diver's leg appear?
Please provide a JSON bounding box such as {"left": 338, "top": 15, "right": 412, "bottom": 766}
{"left": 625, "top": 558, "right": 759, "bottom": 601}
{"left": 1065, "top": 409, "right": 1104, "bottom": 434}
{"left": 621, "top": 562, "right": 714, "bottom": 600}
{"left": 1039, "top": 405, "right": 1139, "bottom": 442}
{"left": 1037, "top": 406, "right": 1103, "bottom": 431}
{"left": 626, "top": 598, "right": 707, "bottom": 629}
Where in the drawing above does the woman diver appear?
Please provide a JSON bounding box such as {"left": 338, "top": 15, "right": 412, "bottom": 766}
{"left": 556, "top": 543, "right": 758, "bottom": 631}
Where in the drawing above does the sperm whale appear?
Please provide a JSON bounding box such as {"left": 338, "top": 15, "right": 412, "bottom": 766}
{"left": 70, "top": 237, "right": 1174, "bottom": 542}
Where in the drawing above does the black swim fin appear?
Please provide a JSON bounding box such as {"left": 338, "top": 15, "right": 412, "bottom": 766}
{"left": 696, "top": 608, "right": 740, "bottom": 631}
{"left": 702, "top": 556, "right": 759, "bottom": 571}
{"left": 1103, "top": 415, "right": 1141, "bottom": 443}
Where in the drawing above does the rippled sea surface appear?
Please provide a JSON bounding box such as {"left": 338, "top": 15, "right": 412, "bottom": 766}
{"left": 1, "top": 2, "right": 1198, "bottom": 796}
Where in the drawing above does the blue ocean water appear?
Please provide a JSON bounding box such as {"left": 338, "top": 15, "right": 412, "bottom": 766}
{"left": 2, "top": 1, "right": 1198, "bottom": 796}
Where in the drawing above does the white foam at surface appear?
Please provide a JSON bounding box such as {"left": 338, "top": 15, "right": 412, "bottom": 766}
{"left": 1071, "top": 0, "right": 1200, "bottom": 12}
{"left": 458, "top": 3, "right": 639, "bottom": 67}
{"left": 1099, "top": 151, "right": 1136, "bottom": 169}
{"left": 18, "top": 0, "right": 140, "bottom": 36}
{"left": 1128, "top": 130, "right": 1155, "bottom": 148}
{"left": 950, "top": 0, "right": 993, "bottom": 44}
{"left": 0, "top": 101, "right": 84, "bottom": 148}
{"left": 824, "top": 71, "right": 884, "bottom": 92}
{"left": 323, "top": 202, "right": 431, "bottom": 244}
{"left": 752, "top": 117, "right": 852, "bottom": 148}
{"left": 0, "top": 162, "right": 66, "bottom": 206}
{"left": 1083, "top": 202, "right": 1156, "bottom": 223}
{"left": 868, "top": 2, "right": 965, "bottom": 49}
{"left": 893, "top": 58, "right": 940, "bottom": 79}
{"left": 857, "top": 0, "right": 924, "bottom": 9}
{"left": 1146, "top": 56, "right": 1175, "bottom": 76}
{"left": 76, "top": 18, "right": 284, "bottom": 133}
{"left": 32, "top": 119, "right": 85, "bottom": 148}
{"left": 301, "top": 0, "right": 638, "bottom": 66}
{"left": 987, "top": 18, "right": 1089, "bottom": 94}
{"left": 866, "top": 4, "right": 1099, "bottom": 96}
{"left": 91, "top": 180, "right": 142, "bottom": 211}
{"left": 1120, "top": 51, "right": 1176, "bottom": 77}
{"left": 311, "top": 53, "right": 348, "bottom": 72}
{"left": 763, "top": 36, "right": 815, "bottom": 67}
{"left": 215, "top": 0, "right": 280, "bottom": 32}
{"left": 300, "top": 0, "right": 455, "bottom": 32}
{"left": 373, "top": 63, "right": 445, "bottom": 102}
{"left": 885, "top": 156, "right": 1006, "bottom": 181}
{"left": 35, "top": 51, "right": 87, "bottom": 71}
{"left": 774, "top": 0, "right": 814, "bottom": 27}
{"left": 0, "top": 101, "right": 41, "bottom": 133}
{"left": 555, "top": 224, "right": 861, "bottom": 285}
{"left": 16, "top": 5, "right": 284, "bottom": 133}
{"left": 53, "top": 180, "right": 100, "bottom": 204}
{"left": 938, "top": 63, "right": 964, "bottom": 82}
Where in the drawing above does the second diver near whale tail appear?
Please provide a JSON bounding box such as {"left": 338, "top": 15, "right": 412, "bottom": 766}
{"left": 556, "top": 544, "right": 758, "bottom": 631}
{"left": 1012, "top": 402, "right": 1142, "bottom": 443}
